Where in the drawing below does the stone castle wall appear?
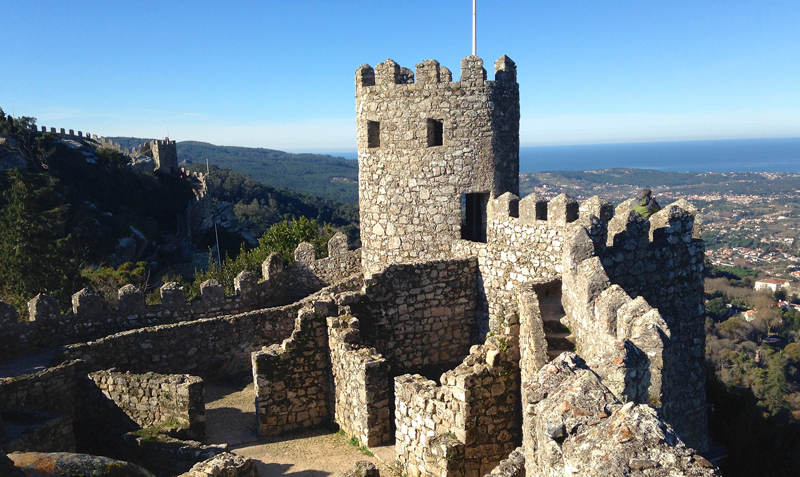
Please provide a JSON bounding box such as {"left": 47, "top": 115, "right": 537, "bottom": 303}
{"left": 394, "top": 342, "right": 520, "bottom": 477}
{"left": 560, "top": 201, "right": 708, "bottom": 450}
{"left": 252, "top": 300, "right": 337, "bottom": 437}
{"left": 356, "top": 55, "right": 519, "bottom": 272}
{"left": 350, "top": 259, "right": 478, "bottom": 374}
{"left": 0, "top": 360, "right": 82, "bottom": 417}
{"left": 87, "top": 370, "right": 205, "bottom": 440}
{"left": 522, "top": 354, "right": 716, "bottom": 476}
{"left": 0, "top": 234, "right": 360, "bottom": 362}
{"left": 327, "top": 315, "right": 390, "bottom": 447}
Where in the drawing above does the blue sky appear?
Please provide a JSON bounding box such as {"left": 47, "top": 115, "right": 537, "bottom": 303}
{"left": 2, "top": 0, "right": 799, "bottom": 152}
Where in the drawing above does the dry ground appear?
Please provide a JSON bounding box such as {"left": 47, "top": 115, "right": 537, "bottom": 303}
{"left": 205, "top": 381, "right": 397, "bottom": 477}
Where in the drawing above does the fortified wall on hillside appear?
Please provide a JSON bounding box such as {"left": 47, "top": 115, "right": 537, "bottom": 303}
{"left": 1, "top": 54, "right": 715, "bottom": 477}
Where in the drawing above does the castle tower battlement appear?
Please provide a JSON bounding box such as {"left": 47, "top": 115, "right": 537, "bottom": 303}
{"left": 356, "top": 55, "right": 520, "bottom": 272}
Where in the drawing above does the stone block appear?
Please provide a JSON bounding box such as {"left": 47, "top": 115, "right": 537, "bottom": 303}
{"left": 355, "top": 64, "right": 375, "bottom": 87}
{"left": 519, "top": 193, "right": 547, "bottom": 223}
{"left": 327, "top": 232, "right": 349, "bottom": 257}
{"left": 294, "top": 242, "right": 316, "bottom": 266}
{"left": 234, "top": 270, "right": 258, "bottom": 304}
{"left": 72, "top": 288, "right": 103, "bottom": 316}
{"left": 117, "top": 284, "right": 144, "bottom": 313}
{"left": 200, "top": 279, "right": 224, "bottom": 304}
{"left": 416, "top": 59, "right": 441, "bottom": 84}
{"left": 489, "top": 192, "right": 519, "bottom": 220}
{"left": 160, "top": 282, "right": 185, "bottom": 308}
{"left": 28, "top": 293, "right": 60, "bottom": 322}
{"left": 262, "top": 253, "right": 284, "bottom": 280}
{"left": 460, "top": 55, "right": 486, "bottom": 85}
{"left": 547, "top": 193, "right": 579, "bottom": 226}
{"left": 494, "top": 55, "right": 517, "bottom": 83}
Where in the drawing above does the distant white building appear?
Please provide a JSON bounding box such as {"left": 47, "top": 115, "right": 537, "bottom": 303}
{"left": 754, "top": 278, "right": 791, "bottom": 293}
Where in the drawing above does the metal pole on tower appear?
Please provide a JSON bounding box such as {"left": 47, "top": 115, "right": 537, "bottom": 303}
{"left": 472, "top": 0, "right": 477, "bottom": 56}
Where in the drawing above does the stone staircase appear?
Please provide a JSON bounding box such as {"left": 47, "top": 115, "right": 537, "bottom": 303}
{"left": 538, "top": 290, "right": 575, "bottom": 360}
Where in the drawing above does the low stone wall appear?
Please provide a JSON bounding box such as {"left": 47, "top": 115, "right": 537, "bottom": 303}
{"left": 0, "top": 411, "right": 76, "bottom": 453}
{"left": 327, "top": 316, "right": 390, "bottom": 447}
{"left": 395, "top": 342, "right": 520, "bottom": 477}
{"left": 253, "top": 300, "right": 336, "bottom": 436}
{"left": 87, "top": 371, "right": 205, "bottom": 440}
{"left": 522, "top": 353, "right": 717, "bottom": 476}
{"left": 352, "top": 259, "right": 477, "bottom": 374}
{"left": 0, "top": 360, "right": 82, "bottom": 416}
{"left": 0, "top": 234, "right": 361, "bottom": 362}
{"left": 338, "top": 460, "right": 380, "bottom": 477}
{"left": 58, "top": 277, "right": 362, "bottom": 379}
{"left": 121, "top": 432, "right": 228, "bottom": 477}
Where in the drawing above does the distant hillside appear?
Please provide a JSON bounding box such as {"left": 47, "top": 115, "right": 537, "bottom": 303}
{"left": 109, "top": 138, "right": 359, "bottom": 203}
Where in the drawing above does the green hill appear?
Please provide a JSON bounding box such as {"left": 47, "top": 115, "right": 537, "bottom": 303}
{"left": 108, "top": 138, "right": 359, "bottom": 203}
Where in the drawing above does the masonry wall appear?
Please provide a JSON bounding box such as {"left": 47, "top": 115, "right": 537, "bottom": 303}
{"left": 0, "top": 411, "right": 76, "bottom": 453}
{"left": 522, "top": 353, "right": 717, "bottom": 476}
{"left": 394, "top": 343, "right": 520, "bottom": 477}
{"left": 252, "top": 300, "right": 337, "bottom": 436}
{"left": 0, "top": 360, "right": 81, "bottom": 417}
{"left": 356, "top": 55, "right": 519, "bottom": 272}
{"left": 87, "top": 370, "right": 205, "bottom": 440}
{"left": 560, "top": 201, "right": 708, "bottom": 450}
{"left": 59, "top": 277, "right": 360, "bottom": 379}
{"left": 327, "top": 315, "right": 391, "bottom": 447}
{"left": 0, "top": 235, "right": 360, "bottom": 362}
{"left": 352, "top": 259, "right": 478, "bottom": 374}
{"left": 452, "top": 192, "right": 566, "bottom": 339}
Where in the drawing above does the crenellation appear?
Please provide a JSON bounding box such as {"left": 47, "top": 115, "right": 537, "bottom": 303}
{"left": 0, "top": 301, "right": 18, "bottom": 325}
{"left": 71, "top": 288, "right": 103, "bottom": 317}
{"left": 416, "top": 59, "right": 442, "bottom": 85}
{"left": 117, "top": 284, "right": 144, "bottom": 313}
{"left": 160, "top": 282, "right": 187, "bottom": 308}
{"left": 518, "top": 192, "right": 547, "bottom": 223}
{"left": 262, "top": 253, "right": 284, "bottom": 279}
{"left": 234, "top": 270, "right": 259, "bottom": 305}
{"left": 546, "top": 193, "right": 579, "bottom": 226}
{"left": 460, "top": 55, "right": 487, "bottom": 86}
{"left": 199, "top": 279, "right": 225, "bottom": 305}
{"left": 493, "top": 55, "right": 517, "bottom": 83}
{"left": 294, "top": 241, "right": 316, "bottom": 266}
{"left": 375, "top": 59, "right": 402, "bottom": 85}
{"left": 28, "top": 294, "right": 60, "bottom": 322}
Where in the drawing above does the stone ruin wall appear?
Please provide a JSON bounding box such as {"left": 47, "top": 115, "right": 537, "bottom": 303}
{"left": 560, "top": 200, "right": 708, "bottom": 451}
{"left": 394, "top": 340, "right": 520, "bottom": 477}
{"left": 350, "top": 259, "right": 478, "bottom": 374}
{"left": 356, "top": 55, "right": 519, "bottom": 273}
{"left": 253, "top": 300, "right": 336, "bottom": 437}
{"left": 452, "top": 192, "right": 569, "bottom": 339}
{"left": 86, "top": 370, "right": 205, "bottom": 440}
{"left": 0, "top": 234, "right": 360, "bottom": 362}
{"left": 252, "top": 258, "right": 479, "bottom": 441}
{"left": 327, "top": 315, "right": 390, "bottom": 448}
{"left": 522, "top": 353, "right": 716, "bottom": 476}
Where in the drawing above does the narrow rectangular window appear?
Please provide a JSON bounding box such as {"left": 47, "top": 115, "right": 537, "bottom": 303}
{"left": 367, "top": 121, "right": 380, "bottom": 148}
{"left": 427, "top": 119, "right": 443, "bottom": 147}
{"left": 461, "top": 192, "right": 488, "bottom": 243}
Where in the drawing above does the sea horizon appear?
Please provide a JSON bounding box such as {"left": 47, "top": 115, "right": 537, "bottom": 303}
{"left": 325, "top": 137, "right": 800, "bottom": 173}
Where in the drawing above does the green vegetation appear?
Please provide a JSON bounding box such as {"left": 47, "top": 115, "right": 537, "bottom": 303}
{"left": 108, "top": 137, "right": 359, "bottom": 203}
{"left": 187, "top": 217, "right": 333, "bottom": 298}
{"left": 195, "top": 164, "right": 359, "bottom": 247}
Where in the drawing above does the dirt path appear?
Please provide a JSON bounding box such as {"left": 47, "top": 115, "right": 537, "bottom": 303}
{"left": 205, "top": 381, "right": 397, "bottom": 477}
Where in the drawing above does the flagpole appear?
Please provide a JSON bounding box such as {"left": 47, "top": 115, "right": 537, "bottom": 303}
{"left": 472, "top": 0, "right": 477, "bottom": 56}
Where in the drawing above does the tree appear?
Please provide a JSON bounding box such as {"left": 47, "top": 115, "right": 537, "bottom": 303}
{"left": 775, "top": 289, "right": 787, "bottom": 302}
{"left": 0, "top": 170, "right": 79, "bottom": 312}
{"left": 706, "top": 297, "right": 729, "bottom": 322}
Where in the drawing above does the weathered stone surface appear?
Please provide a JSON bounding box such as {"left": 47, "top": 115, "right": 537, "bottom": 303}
{"left": 357, "top": 55, "right": 519, "bottom": 272}
{"left": 179, "top": 452, "right": 257, "bottom": 477}
{"left": 522, "top": 354, "right": 717, "bottom": 477}
{"left": 9, "top": 452, "right": 155, "bottom": 477}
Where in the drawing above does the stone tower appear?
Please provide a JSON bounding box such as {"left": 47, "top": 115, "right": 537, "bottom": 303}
{"left": 355, "top": 55, "right": 520, "bottom": 272}
{"left": 151, "top": 138, "right": 178, "bottom": 175}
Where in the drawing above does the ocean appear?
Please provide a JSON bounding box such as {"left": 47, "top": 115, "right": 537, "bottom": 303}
{"left": 331, "top": 137, "right": 800, "bottom": 173}
{"left": 521, "top": 137, "right": 800, "bottom": 173}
